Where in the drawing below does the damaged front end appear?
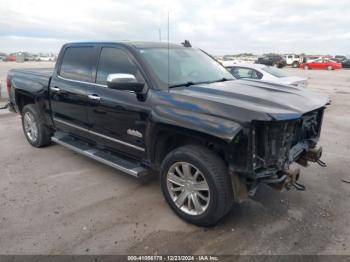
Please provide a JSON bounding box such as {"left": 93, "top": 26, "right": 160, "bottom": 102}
{"left": 247, "top": 108, "right": 326, "bottom": 195}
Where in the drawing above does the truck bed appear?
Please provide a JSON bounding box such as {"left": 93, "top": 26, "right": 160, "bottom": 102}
{"left": 11, "top": 68, "right": 54, "bottom": 78}
{"left": 8, "top": 67, "right": 54, "bottom": 110}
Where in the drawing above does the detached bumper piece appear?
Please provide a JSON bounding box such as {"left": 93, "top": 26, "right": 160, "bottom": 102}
{"left": 248, "top": 167, "right": 305, "bottom": 196}
{"left": 264, "top": 168, "right": 305, "bottom": 191}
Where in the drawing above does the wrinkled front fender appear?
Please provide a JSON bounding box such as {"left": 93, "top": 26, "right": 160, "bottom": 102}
{"left": 152, "top": 106, "right": 242, "bottom": 143}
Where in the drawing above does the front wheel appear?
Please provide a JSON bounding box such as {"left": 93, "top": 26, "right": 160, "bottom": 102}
{"left": 327, "top": 65, "right": 333, "bottom": 70}
{"left": 292, "top": 62, "right": 299, "bottom": 68}
{"left": 160, "top": 145, "right": 233, "bottom": 226}
{"left": 304, "top": 65, "right": 309, "bottom": 70}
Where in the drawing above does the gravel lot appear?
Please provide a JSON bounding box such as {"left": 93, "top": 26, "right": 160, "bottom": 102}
{"left": 0, "top": 62, "right": 349, "bottom": 255}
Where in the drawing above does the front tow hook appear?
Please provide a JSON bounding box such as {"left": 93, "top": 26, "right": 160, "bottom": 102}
{"left": 297, "top": 146, "right": 327, "bottom": 167}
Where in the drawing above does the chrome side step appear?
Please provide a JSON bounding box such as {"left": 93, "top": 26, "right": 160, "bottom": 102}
{"left": 51, "top": 132, "right": 148, "bottom": 178}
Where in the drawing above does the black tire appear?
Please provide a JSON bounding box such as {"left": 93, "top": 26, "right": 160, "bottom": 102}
{"left": 327, "top": 65, "right": 333, "bottom": 70}
{"left": 21, "top": 104, "right": 52, "bottom": 147}
{"left": 292, "top": 62, "right": 299, "bottom": 68}
{"left": 160, "top": 145, "right": 233, "bottom": 226}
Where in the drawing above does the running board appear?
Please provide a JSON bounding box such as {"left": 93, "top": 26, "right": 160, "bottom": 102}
{"left": 51, "top": 132, "right": 148, "bottom": 178}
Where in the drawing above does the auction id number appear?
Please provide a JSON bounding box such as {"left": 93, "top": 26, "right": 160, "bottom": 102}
{"left": 128, "top": 255, "right": 219, "bottom": 261}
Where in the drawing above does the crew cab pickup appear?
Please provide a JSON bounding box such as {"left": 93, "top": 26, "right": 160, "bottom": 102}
{"left": 7, "top": 42, "right": 329, "bottom": 226}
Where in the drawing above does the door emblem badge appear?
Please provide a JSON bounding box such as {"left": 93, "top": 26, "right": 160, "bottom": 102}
{"left": 127, "top": 129, "right": 143, "bottom": 138}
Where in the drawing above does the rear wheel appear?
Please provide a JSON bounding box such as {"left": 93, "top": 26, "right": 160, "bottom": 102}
{"left": 160, "top": 145, "right": 233, "bottom": 226}
{"left": 22, "top": 104, "right": 52, "bottom": 147}
{"left": 327, "top": 65, "right": 333, "bottom": 70}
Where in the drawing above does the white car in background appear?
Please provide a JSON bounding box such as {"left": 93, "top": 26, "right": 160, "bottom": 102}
{"left": 35, "top": 55, "right": 57, "bottom": 62}
{"left": 225, "top": 63, "right": 308, "bottom": 88}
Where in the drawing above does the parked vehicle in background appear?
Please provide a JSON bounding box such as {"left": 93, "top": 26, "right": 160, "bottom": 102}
{"left": 255, "top": 55, "right": 286, "bottom": 68}
{"left": 4, "top": 54, "right": 16, "bottom": 62}
{"left": 341, "top": 59, "right": 350, "bottom": 68}
{"left": 24, "top": 52, "right": 36, "bottom": 61}
{"left": 226, "top": 63, "right": 308, "bottom": 87}
{"left": 4, "top": 52, "right": 29, "bottom": 62}
{"left": 303, "top": 56, "right": 321, "bottom": 63}
{"left": 36, "top": 55, "right": 56, "bottom": 61}
{"left": 334, "top": 55, "right": 347, "bottom": 63}
{"left": 285, "top": 54, "right": 303, "bottom": 68}
{"left": 0, "top": 52, "right": 7, "bottom": 61}
{"left": 7, "top": 41, "right": 328, "bottom": 226}
{"left": 300, "top": 58, "right": 342, "bottom": 70}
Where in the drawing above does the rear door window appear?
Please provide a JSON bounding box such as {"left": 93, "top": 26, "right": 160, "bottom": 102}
{"left": 59, "top": 47, "right": 96, "bottom": 82}
{"left": 231, "top": 67, "right": 259, "bottom": 79}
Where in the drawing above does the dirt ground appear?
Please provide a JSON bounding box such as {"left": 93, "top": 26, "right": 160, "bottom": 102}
{"left": 0, "top": 62, "right": 349, "bottom": 255}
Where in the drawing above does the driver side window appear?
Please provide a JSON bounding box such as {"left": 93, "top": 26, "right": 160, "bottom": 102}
{"left": 96, "top": 47, "right": 143, "bottom": 85}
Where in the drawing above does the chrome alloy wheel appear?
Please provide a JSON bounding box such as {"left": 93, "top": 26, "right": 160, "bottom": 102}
{"left": 166, "top": 162, "right": 210, "bottom": 216}
{"left": 23, "top": 111, "right": 38, "bottom": 142}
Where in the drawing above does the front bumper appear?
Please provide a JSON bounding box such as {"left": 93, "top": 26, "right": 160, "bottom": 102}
{"left": 250, "top": 108, "right": 324, "bottom": 178}
{"left": 228, "top": 108, "right": 326, "bottom": 198}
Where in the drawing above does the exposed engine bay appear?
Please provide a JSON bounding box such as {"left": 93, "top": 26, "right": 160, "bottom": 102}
{"left": 248, "top": 108, "right": 326, "bottom": 194}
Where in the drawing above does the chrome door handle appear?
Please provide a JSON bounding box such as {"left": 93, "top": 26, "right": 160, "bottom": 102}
{"left": 88, "top": 94, "right": 101, "bottom": 101}
{"left": 50, "top": 87, "right": 60, "bottom": 92}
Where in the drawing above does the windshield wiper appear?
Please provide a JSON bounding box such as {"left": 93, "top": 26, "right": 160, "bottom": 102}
{"left": 168, "top": 78, "right": 234, "bottom": 88}
{"left": 168, "top": 81, "right": 197, "bottom": 88}
{"left": 212, "top": 77, "right": 234, "bottom": 83}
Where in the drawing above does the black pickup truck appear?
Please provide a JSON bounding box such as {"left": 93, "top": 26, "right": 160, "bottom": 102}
{"left": 255, "top": 55, "right": 287, "bottom": 68}
{"left": 7, "top": 42, "right": 329, "bottom": 226}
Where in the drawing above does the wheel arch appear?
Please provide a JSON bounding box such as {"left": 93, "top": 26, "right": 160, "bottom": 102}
{"left": 15, "top": 91, "right": 36, "bottom": 114}
{"left": 148, "top": 123, "right": 239, "bottom": 169}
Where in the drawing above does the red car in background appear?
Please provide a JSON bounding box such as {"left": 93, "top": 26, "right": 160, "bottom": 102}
{"left": 4, "top": 54, "right": 16, "bottom": 62}
{"left": 300, "top": 58, "right": 342, "bottom": 70}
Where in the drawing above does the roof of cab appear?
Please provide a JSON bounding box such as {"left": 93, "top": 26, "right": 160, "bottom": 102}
{"left": 64, "top": 41, "right": 184, "bottom": 49}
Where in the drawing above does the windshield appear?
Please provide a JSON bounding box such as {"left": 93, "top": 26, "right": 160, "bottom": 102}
{"left": 138, "top": 48, "right": 233, "bottom": 88}
{"left": 261, "top": 66, "right": 289, "bottom": 78}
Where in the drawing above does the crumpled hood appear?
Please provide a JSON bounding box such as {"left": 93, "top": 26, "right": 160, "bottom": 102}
{"left": 170, "top": 79, "right": 329, "bottom": 121}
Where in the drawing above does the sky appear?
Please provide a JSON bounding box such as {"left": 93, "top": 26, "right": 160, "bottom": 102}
{"left": 0, "top": 0, "right": 350, "bottom": 55}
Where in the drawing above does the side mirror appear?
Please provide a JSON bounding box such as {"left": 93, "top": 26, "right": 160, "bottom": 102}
{"left": 106, "top": 73, "right": 145, "bottom": 93}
